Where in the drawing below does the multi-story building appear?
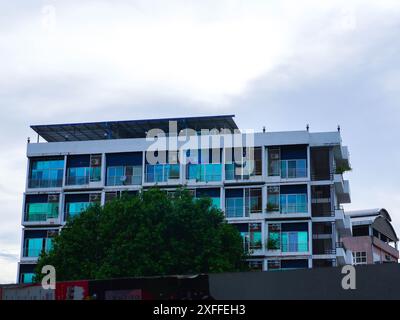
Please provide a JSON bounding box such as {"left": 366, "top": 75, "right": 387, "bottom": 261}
{"left": 343, "top": 209, "right": 399, "bottom": 265}
{"left": 18, "top": 115, "right": 353, "bottom": 283}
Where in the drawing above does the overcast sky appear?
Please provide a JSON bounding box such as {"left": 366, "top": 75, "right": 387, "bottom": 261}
{"left": 1, "top": 0, "right": 400, "bottom": 283}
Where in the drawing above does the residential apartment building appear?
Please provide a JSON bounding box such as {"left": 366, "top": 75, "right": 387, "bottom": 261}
{"left": 18, "top": 115, "right": 352, "bottom": 283}
{"left": 343, "top": 209, "right": 399, "bottom": 265}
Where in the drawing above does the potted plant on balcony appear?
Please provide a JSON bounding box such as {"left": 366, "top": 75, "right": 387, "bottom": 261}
{"left": 335, "top": 164, "right": 352, "bottom": 175}
{"left": 266, "top": 202, "right": 278, "bottom": 213}
{"left": 266, "top": 238, "right": 280, "bottom": 251}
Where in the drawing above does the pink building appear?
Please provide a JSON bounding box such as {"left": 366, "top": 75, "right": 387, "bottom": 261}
{"left": 343, "top": 208, "right": 398, "bottom": 265}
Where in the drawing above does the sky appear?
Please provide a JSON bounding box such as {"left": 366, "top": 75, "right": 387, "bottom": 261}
{"left": 1, "top": 0, "right": 400, "bottom": 283}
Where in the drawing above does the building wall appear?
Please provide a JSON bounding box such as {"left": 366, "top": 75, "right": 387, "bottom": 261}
{"left": 18, "top": 130, "right": 352, "bottom": 282}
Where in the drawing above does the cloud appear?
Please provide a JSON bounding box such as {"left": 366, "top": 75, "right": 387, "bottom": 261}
{"left": 1, "top": 0, "right": 400, "bottom": 283}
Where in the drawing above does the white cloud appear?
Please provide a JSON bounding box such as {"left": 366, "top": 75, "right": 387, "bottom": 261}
{"left": 1, "top": 0, "right": 400, "bottom": 283}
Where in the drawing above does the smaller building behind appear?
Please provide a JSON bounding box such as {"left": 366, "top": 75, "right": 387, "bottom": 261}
{"left": 343, "top": 208, "right": 399, "bottom": 265}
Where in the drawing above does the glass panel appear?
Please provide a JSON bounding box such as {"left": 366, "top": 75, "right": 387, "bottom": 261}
{"left": 211, "top": 197, "right": 221, "bottom": 209}
{"left": 67, "top": 202, "right": 91, "bottom": 218}
{"left": 250, "top": 223, "right": 262, "bottom": 249}
{"left": 225, "top": 197, "right": 244, "bottom": 218}
{"left": 25, "top": 238, "right": 43, "bottom": 257}
{"left": 30, "top": 159, "right": 64, "bottom": 188}
{"left": 22, "top": 273, "right": 35, "bottom": 284}
{"left": 67, "top": 167, "right": 90, "bottom": 185}
{"left": 280, "top": 161, "right": 287, "bottom": 178}
{"left": 281, "top": 232, "right": 308, "bottom": 252}
{"left": 90, "top": 167, "right": 101, "bottom": 182}
{"left": 297, "top": 232, "right": 308, "bottom": 252}
{"left": 27, "top": 203, "right": 59, "bottom": 221}
{"left": 280, "top": 194, "right": 308, "bottom": 214}
{"left": 107, "top": 166, "right": 142, "bottom": 186}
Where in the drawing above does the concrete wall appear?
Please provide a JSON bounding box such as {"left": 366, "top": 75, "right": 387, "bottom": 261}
{"left": 209, "top": 263, "right": 400, "bottom": 300}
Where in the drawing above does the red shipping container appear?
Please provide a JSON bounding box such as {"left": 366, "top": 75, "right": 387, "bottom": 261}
{"left": 56, "top": 280, "right": 89, "bottom": 300}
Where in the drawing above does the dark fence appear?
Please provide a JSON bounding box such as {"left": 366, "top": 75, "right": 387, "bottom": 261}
{"left": 2, "top": 264, "right": 400, "bottom": 300}
{"left": 209, "top": 263, "right": 400, "bottom": 300}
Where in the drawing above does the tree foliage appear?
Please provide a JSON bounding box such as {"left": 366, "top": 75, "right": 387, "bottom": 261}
{"left": 35, "top": 188, "right": 247, "bottom": 281}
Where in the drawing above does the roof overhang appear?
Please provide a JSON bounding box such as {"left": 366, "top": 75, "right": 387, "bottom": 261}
{"left": 31, "top": 115, "right": 238, "bottom": 142}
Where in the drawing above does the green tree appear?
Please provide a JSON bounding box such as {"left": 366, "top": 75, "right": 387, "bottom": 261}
{"left": 35, "top": 188, "right": 247, "bottom": 281}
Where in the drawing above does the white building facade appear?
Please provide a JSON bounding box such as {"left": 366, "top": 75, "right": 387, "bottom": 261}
{"left": 18, "top": 115, "right": 353, "bottom": 283}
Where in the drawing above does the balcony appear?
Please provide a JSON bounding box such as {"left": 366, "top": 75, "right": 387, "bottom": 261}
{"left": 28, "top": 179, "right": 63, "bottom": 189}
{"left": 186, "top": 163, "right": 222, "bottom": 183}
{"left": 24, "top": 203, "right": 59, "bottom": 224}
{"left": 267, "top": 193, "right": 308, "bottom": 216}
{"left": 145, "top": 164, "right": 180, "bottom": 183}
{"left": 334, "top": 174, "right": 351, "bottom": 203}
{"left": 66, "top": 167, "right": 101, "bottom": 186}
{"left": 29, "top": 159, "right": 64, "bottom": 189}
{"left": 22, "top": 238, "right": 53, "bottom": 259}
{"left": 106, "top": 166, "right": 142, "bottom": 186}
{"left": 335, "top": 206, "right": 352, "bottom": 236}
{"left": 336, "top": 242, "right": 353, "bottom": 265}
{"left": 268, "top": 159, "right": 308, "bottom": 180}
{"left": 225, "top": 160, "right": 262, "bottom": 181}
{"left": 225, "top": 198, "right": 248, "bottom": 218}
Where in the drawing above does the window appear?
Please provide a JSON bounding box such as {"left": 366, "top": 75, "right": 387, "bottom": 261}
{"left": 353, "top": 252, "right": 367, "bottom": 265}
{"left": 107, "top": 166, "right": 142, "bottom": 185}
{"left": 23, "top": 237, "right": 53, "bottom": 257}
{"left": 67, "top": 202, "right": 91, "bottom": 218}
{"left": 281, "top": 159, "right": 307, "bottom": 178}
{"left": 225, "top": 147, "right": 261, "bottom": 180}
{"left": 145, "top": 164, "right": 180, "bottom": 182}
{"left": 235, "top": 223, "right": 262, "bottom": 251}
{"left": 29, "top": 159, "right": 64, "bottom": 188}
{"left": 267, "top": 186, "right": 280, "bottom": 212}
{"left": 280, "top": 194, "right": 307, "bottom": 213}
{"left": 281, "top": 231, "right": 308, "bottom": 252}
{"left": 26, "top": 203, "right": 59, "bottom": 221}
{"left": 268, "top": 148, "right": 280, "bottom": 176}
{"left": 21, "top": 273, "right": 35, "bottom": 284}
{"left": 245, "top": 188, "right": 262, "bottom": 214}
{"left": 225, "top": 197, "right": 245, "bottom": 218}
{"left": 249, "top": 260, "right": 263, "bottom": 271}
{"left": 267, "top": 259, "right": 308, "bottom": 271}
{"left": 187, "top": 163, "right": 222, "bottom": 182}
{"left": 249, "top": 223, "right": 262, "bottom": 250}
{"left": 24, "top": 238, "right": 44, "bottom": 257}
{"left": 267, "top": 223, "right": 309, "bottom": 252}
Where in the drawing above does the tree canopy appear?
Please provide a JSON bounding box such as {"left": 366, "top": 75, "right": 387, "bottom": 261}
{"left": 35, "top": 188, "right": 247, "bottom": 281}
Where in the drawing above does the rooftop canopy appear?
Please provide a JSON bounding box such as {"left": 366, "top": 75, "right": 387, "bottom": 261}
{"left": 31, "top": 115, "right": 238, "bottom": 142}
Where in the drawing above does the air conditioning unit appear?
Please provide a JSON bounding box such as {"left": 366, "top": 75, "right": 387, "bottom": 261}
{"left": 270, "top": 153, "right": 280, "bottom": 160}
{"left": 90, "top": 194, "right": 101, "bottom": 202}
{"left": 47, "top": 230, "right": 58, "bottom": 237}
{"left": 48, "top": 195, "right": 59, "bottom": 202}
{"left": 268, "top": 186, "right": 280, "bottom": 193}
{"left": 90, "top": 158, "right": 101, "bottom": 166}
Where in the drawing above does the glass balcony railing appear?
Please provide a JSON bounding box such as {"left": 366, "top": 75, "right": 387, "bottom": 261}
{"left": 280, "top": 159, "right": 307, "bottom": 179}
{"left": 187, "top": 164, "right": 222, "bottom": 182}
{"left": 281, "top": 242, "right": 309, "bottom": 252}
{"left": 28, "top": 178, "right": 63, "bottom": 189}
{"left": 66, "top": 202, "right": 92, "bottom": 219}
{"left": 66, "top": 167, "right": 101, "bottom": 185}
{"left": 106, "top": 166, "right": 142, "bottom": 186}
{"left": 25, "top": 203, "right": 59, "bottom": 222}
{"left": 225, "top": 160, "right": 262, "bottom": 180}
{"left": 145, "top": 164, "right": 180, "bottom": 183}
{"left": 279, "top": 194, "right": 308, "bottom": 214}
{"left": 225, "top": 198, "right": 246, "bottom": 218}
